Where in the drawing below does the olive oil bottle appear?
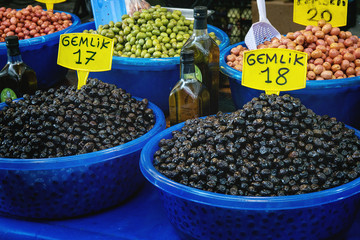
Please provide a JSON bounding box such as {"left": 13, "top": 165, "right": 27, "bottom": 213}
{"left": 169, "top": 50, "right": 210, "bottom": 126}
{"left": 181, "top": 6, "right": 220, "bottom": 114}
{"left": 0, "top": 36, "right": 37, "bottom": 102}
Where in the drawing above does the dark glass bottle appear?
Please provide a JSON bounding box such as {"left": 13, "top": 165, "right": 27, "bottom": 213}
{"left": 169, "top": 49, "right": 210, "bottom": 126}
{"left": 0, "top": 36, "right": 37, "bottom": 102}
{"left": 181, "top": 6, "right": 220, "bottom": 114}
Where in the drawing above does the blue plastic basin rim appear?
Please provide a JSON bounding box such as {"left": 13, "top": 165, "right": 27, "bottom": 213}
{"left": 140, "top": 121, "right": 360, "bottom": 211}
{"left": 220, "top": 42, "right": 360, "bottom": 90}
{"left": 0, "top": 11, "right": 80, "bottom": 49}
{"left": 0, "top": 97, "right": 165, "bottom": 170}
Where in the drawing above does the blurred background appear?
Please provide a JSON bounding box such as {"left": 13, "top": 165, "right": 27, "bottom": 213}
{"left": 0, "top": 0, "right": 358, "bottom": 44}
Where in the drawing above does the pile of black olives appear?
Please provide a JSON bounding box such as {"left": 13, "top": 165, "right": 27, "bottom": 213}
{"left": 154, "top": 94, "right": 360, "bottom": 196}
{"left": 0, "top": 78, "right": 155, "bottom": 159}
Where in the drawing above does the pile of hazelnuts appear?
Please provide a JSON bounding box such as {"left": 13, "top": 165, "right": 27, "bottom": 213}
{"left": 0, "top": 5, "right": 72, "bottom": 42}
{"left": 226, "top": 20, "right": 360, "bottom": 80}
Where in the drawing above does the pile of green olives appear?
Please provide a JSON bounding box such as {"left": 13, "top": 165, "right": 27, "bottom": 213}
{"left": 83, "top": 5, "right": 221, "bottom": 58}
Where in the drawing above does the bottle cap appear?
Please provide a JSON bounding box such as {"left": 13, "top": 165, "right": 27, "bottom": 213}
{"left": 181, "top": 50, "right": 194, "bottom": 63}
{"left": 194, "top": 6, "right": 207, "bottom": 19}
{"left": 5, "top": 36, "right": 19, "bottom": 48}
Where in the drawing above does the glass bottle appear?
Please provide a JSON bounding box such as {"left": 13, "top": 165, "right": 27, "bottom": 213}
{"left": 181, "top": 6, "right": 220, "bottom": 114}
{"left": 169, "top": 49, "right": 210, "bottom": 126}
{"left": 0, "top": 36, "right": 37, "bottom": 102}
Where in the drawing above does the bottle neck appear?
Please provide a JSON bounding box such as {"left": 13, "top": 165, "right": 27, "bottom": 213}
{"left": 7, "top": 46, "right": 22, "bottom": 64}
{"left": 181, "top": 62, "right": 196, "bottom": 80}
{"left": 193, "top": 17, "right": 208, "bottom": 33}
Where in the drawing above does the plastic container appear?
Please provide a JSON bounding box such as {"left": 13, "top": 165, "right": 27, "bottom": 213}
{"left": 220, "top": 42, "right": 360, "bottom": 129}
{"left": 68, "top": 21, "right": 230, "bottom": 112}
{"left": 0, "top": 11, "right": 81, "bottom": 90}
{"left": 140, "top": 122, "right": 360, "bottom": 240}
{"left": 0, "top": 97, "right": 166, "bottom": 219}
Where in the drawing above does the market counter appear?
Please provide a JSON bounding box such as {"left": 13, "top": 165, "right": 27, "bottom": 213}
{"left": 0, "top": 181, "right": 359, "bottom": 240}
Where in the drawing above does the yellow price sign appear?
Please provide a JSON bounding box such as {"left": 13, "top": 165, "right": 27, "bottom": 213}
{"left": 36, "top": 0, "right": 66, "bottom": 10}
{"left": 242, "top": 48, "right": 308, "bottom": 95}
{"left": 57, "top": 33, "right": 114, "bottom": 89}
{"left": 293, "top": 0, "right": 348, "bottom": 27}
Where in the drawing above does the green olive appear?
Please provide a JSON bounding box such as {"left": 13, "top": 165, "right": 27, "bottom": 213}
{"left": 176, "top": 42, "right": 183, "bottom": 49}
{"left": 126, "top": 18, "right": 134, "bottom": 24}
{"left": 115, "top": 44, "right": 123, "bottom": 51}
{"left": 167, "top": 22, "right": 175, "bottom": 29}
{"left": 168, "top": 49, "right": 175, "bottom": 56}
{"left": 124, "top": 26, "right": 131, "bottom": 35}
{"left": 148, "top": 47, "right": 155, "bottom": 54}
{"left": 176, "top": 34, "right": 183, "bottom": 41}
{"left": 131, "top": 29, "right": 139, "bottom": 36}
{"left": 138, "top": 39, "right": 145, "bottom": 45}
{"left": 124, "top": 44, "right": 131, "bottom": 52}
{"left": 153, "top": 51, "right": 162, "bottom": 58}
{"left": 117, "top": 35, "right": 124, "bottom": 43}
{"left": 161, "top": 18, "right": 169, "bottom": 26}
{"left": 129, "top": 37, "right": 136, "bottom": 45}
{"left": 112, "top": 27, "right": 120, "bottom": 33}
{"left": 154, "top": 44, "right": 162, "bottom": 51}
{"left": 105, "top": 31, "right": 115, "bottom": 38}
{"left": 152, "top": 39, "right": 160, "bottom": 45}
{"left": 115, "top": 21, "right": 122, "bottom": 28}
{"left": 133, "top": 12, "right": 140, "bottom": 20}
{"left": 159, "top": 25, "right": 167, "bottom": 32}
{"left": 152, "top": 29, "right": 160, "bottom": 36}
{"left": 162, "top": 36, "right": 170, "bottom": 43}
{"left": 141, "top": 49, "right": 148, "bottom": 57}
{"left": 136, "top": 32, "right": 146, "bottom": 39}
{"left": 172, "top": 13, "right": 180, "bottom": 20}
{"left": 144, "top": 53, "right": 151, "bottom": 58}
{"left": 135, "top": 48, "right": 142, "bottom": 57}
{"left": 145, "top": 39, "right": 153, "bottom": 48}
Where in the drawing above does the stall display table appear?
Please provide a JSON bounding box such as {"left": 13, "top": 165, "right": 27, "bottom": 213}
{"left": 0, "top": 181, "right": 358, "bottom": 240}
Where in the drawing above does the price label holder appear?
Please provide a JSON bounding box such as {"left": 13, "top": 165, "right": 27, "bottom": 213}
{"left": 293, "top": 0, "right": 348, "bottom": 27}
{"left": 242, "top": 48, "right": 308, "bottom": 95}
{"left": 36, "top": 0, "right": 66, "bottom": 10}
{"left": 57, "top": 33, "right": 114, "bottom": 90}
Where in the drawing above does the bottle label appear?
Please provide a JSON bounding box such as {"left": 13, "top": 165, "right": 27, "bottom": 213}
{"left": 1, "top": 88, "right": 17, "bottom": 103}
{"left": 195, "top": 65, "right": 202, "bottom": 83}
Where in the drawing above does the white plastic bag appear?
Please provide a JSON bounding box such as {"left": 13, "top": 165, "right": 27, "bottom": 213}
{"left": 125, "top": 0, "right": 151, "bottom": 16}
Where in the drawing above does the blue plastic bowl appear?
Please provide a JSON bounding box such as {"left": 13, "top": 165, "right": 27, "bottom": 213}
{"left": 68, "top": 21, "right": 230, "bottom": 112}
{"left": 0, "top": 11, "right": 81, "bottom": 90}
{"left": 220, "top": 42, "right": 360, "bottom": 129}
{"left": 0, "top": 97, "right": 165, "bottom": 219}
{"left": 140, "top": 122, "right": 360, "bottom": 240}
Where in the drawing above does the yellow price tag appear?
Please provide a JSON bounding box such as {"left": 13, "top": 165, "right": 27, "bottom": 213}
{"left": 36, "top": 0, "right": 66, "bottom": 10}
{"left": 57, "top": 33, "right": 114, "bottom": 89}
{"left": 242, "top": 48, "right": 308, "bottom": 95}
{"left": 293, "top": 0, "right": 348, "bottom": 27}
